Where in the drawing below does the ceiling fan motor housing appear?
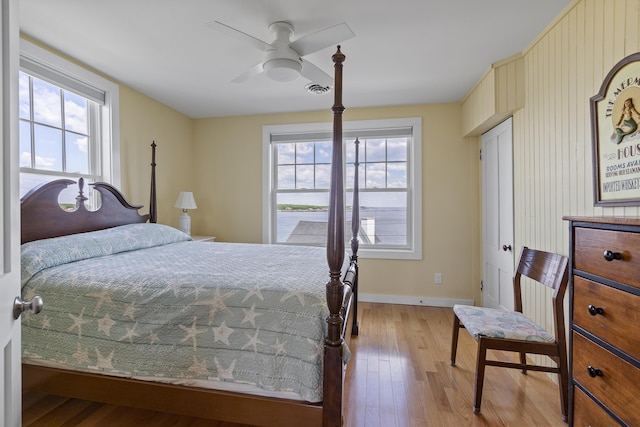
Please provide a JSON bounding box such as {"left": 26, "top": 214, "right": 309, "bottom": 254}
{"left": 263, "top": 21, "right": 302, "bottom": 82}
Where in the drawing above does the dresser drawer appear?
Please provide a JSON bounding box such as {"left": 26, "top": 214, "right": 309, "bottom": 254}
{"left": 573, "top": 276, "right": 640, "bottom": 360}
{"left": 572, "top": 387, "right": 619, "bottom": 427}
{"left": 574, "top": 227, "right": 640, "bottom": 289}
{"left": 572, "top": 332, "right": 640, "bottom": 426}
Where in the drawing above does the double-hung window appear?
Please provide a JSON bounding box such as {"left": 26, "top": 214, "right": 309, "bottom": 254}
{"left": 263, "top": 118, "right": 422, "bottom": 260}
{"left": 18, "top": 39, "right": 120, "bottom": 203}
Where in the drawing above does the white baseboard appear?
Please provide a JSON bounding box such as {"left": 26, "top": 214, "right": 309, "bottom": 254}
{"left": 359, "top": 293, "right": 474, "bottom": 308}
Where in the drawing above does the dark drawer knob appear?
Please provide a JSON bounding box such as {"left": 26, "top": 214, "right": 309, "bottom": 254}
{"left": 588, "top": 305, "right": 604, "bottom": 316}
{"left": 502, "top": 245, "right": 512, "bottom": 252}
{"left": 603, "top": 250, "right": 622, "bottom": 261}
{"left": 587, "top": 366, "right": 603, "bottom": 378}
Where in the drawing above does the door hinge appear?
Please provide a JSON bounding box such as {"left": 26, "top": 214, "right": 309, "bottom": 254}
{"left": 480, "top": 280, "right": 483, "bottom": 291}
{"left": 479, "top": 149, "right": 482, "bottom": 160}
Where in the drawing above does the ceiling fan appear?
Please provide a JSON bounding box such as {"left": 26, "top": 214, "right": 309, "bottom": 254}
{"left": 207, "top": 20, "right": 355, "bottom": 86}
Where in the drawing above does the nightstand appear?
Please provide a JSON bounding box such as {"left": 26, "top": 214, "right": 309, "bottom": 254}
{"left": 190, "top": 235, "right": 216, "bottom": 242}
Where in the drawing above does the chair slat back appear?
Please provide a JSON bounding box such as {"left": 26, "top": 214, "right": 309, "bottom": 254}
{"left": 517, "top": 247, "right": 568, "bottom": 291}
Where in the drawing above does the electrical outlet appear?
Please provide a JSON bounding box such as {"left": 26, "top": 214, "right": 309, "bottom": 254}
{"left": 435, "top": 273, "right": 443, "bottom": 284}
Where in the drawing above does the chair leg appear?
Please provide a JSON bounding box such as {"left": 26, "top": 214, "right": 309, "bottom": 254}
{"left": 557, "top": 347, "right": 569, "bottom": 422}
{"left": 473, "top": 338, "right": 488, "bottom": 414}
{"left": 451, "top": 314, "right": 461, "bottom": 366}
{"left": 519, "top": 351, "right": 527, "bottom": 374}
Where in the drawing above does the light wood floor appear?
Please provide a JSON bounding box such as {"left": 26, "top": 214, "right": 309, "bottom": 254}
{"left": 23, "top": 303, "right": 566, "bottom": 426}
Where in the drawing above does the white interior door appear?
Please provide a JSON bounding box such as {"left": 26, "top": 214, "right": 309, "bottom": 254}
{"left": 0, "top": 0, "right": 22, "bottom": 425}
{"left": 482, "top": 118, "right": 514, "bottom": 310}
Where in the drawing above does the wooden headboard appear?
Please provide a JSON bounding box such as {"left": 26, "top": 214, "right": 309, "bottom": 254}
{"left": 20, "top": 177, "right": 151, "bottom": 244}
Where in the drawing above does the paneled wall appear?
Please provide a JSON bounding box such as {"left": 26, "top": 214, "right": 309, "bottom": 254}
{"left": 509, "top": 0, "right": 639, "bottom": 365}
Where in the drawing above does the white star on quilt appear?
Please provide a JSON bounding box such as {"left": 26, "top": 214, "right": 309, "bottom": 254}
{"left": 213, "top": 321, "right": 234, "bottom": 346}
{"left": 94, "top": 348, "right": 115, "bottom": 370}
{"left": 241, "top": 285, "right": 265, "bottom": 303}
{"left": 98, "top": 314, "right": 116, "bottom": 336}
{"left": 187, "top": 284, "right": 207, "bottom": 300}
{"left": 271, "top": 339, "right": 287, "bottom": 356}
{"left": 72, "top": 343, "right": 90, "bottom": 365}
{"left": 214, "top": 357, "right": 235, "bottom": 380}
{"left": 148, "top": 331, "right": 160, "bottom": 344}
{"left": 87, "top": 288, "right": 116, "bottom": 315}
{"left": 120, "top": 322, "right": 139, "bottom": 344}
{"left": 306, "top": 337, "right": 323, "bottom": 361}
{"left": 123, "top": 301, "right": 136, "bottom": 320}
{"left": 280, "top": 289, "right": 306, "bottom": 306}
{"left": 201, "top": 289, "right": 237, "bottom": 324}
{"left": 242, "top": 329, "right": 265, "bottom": 353}
{"left": 67, "top": 308, "right": 90, "bottom": 338}
{"left": 188, "top": 355, "right": 210, "bottom": 377}
{"left": 241, "top": 304, "right": 263, "bottom": 327}
{"left": 180, "top": 317, "right": 208, "bottom": 350}
{"left": 39, "top": 314, "right": 51, "bottom": 329}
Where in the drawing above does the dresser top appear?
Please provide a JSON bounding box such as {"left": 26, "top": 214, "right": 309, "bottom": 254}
{"left": 563, "top": 216, "right": 640, "bottom": 226}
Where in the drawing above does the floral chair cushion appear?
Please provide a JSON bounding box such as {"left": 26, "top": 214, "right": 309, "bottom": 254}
{"left": 453, "top": 304, "right": 554, "bottom": 343}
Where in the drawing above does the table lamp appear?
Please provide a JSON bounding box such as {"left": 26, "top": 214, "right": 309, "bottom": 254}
{"left": 175, "top": 191, "right": 197, "bottom": 235}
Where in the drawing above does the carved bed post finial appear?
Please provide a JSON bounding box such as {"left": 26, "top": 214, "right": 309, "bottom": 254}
{"left": 76, "top": 177, "right": 88, "bottom": 209}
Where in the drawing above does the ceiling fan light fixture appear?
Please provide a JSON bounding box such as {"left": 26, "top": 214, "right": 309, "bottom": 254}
{"left": 263, "top": 58, "right": 302, "bottom": 82}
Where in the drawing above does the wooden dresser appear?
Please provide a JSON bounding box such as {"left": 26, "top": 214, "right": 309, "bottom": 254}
{"left": 565, "top": 216, "right": 640, "bottom": 426}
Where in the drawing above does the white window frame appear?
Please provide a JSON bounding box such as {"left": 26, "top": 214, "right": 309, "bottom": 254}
{"left": 19, "top": 38, "right": 120, "bottom": 190}
{"left": 262, "top": 118, "right": 422, "bottom": 260}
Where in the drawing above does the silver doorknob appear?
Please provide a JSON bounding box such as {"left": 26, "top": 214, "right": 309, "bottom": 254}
{"left": 13, "top": 295, "right": 43, "bottom": 320}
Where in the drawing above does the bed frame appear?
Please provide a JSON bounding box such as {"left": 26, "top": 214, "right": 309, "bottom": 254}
{"left": 21, "top": 46, "right": 359, "bottom": 427}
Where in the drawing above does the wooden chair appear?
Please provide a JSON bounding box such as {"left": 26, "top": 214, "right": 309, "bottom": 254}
{"left": 450, "top": 246, "right": 569, "bottom": 421}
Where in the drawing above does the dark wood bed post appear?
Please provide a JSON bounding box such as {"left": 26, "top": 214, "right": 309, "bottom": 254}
{"left": 149, "top": 141, "right": 157, "bottom": 223}
{"left": 324, "top": 45, "right": 346, "bottom": 427}
{"left": 350, "top": 138, "right": 360, "bottom": 336}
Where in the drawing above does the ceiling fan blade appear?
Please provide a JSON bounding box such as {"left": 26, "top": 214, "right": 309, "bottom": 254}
{"left": 299, "top": 59, "right": 333, "bottom": 86}
{"left": 290, "top": 23, "right": 355, "bottom": 57}
{"left": 205, "top": 21, "right": 273, "bottom": 51}
{"left": 231, "top": 62, "right": 264, "bottom": 83}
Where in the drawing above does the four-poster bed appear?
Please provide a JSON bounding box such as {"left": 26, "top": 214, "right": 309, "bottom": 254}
{"left": 20, "top": 47, "right": 358, "bottom": 427}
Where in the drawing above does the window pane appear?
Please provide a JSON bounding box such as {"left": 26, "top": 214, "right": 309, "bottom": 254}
{"left": 315, "top": 164, "right": 331, "bottom": 189}
{"left": 387, "top": 162, "right": 407, "bottom": 188}
{"left": 276, "top": 192, "right": 329, "bottom": 244}
{"left": 277, "top": 165, "right": 295, "bottom": 189}
{"left": 19, "top": 72, "right": 30, "bottom": 120}
{"left": 357, "top": 191, "right": 408, "bottom": 245}
{"left": 365, "top": 162, "right": 386, "bottom": 188}
{"left": 346, "top": 162, "right": 365, "bottom": 190}
{"left": 295, "top": 142, "right": 314, "bottom": 164}
{"left": 365, "top": 139, "right": 385, "bottom": 162}
{"left": 19, "top": 120, "right": 32, "bottom": 168}
{"left": 66, "top": 132, "right": 89, "bottom": 174}
{"left": 387, "top": 138, "right": 407, "bottom": 161}
{"left": 296, "top": 164, "right": 314, "bottom": 189}
{"left": 32, "top": 78, "right": 62, "bottom": 127}
{"left": 277, "top": 143, "right": 295, "bottom": 165}
{"left": 34, "top": 124, "right": 62, "bottom": 171}
{"left": 64, "top": 92, "right": 88, "bottom": 134}
{"left": 315, "top": 141, "right": 332, "bottom": 163}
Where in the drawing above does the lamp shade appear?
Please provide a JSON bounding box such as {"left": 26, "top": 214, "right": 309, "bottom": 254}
{"left": 175, "top": 191, "right": 197, "bottom": 210}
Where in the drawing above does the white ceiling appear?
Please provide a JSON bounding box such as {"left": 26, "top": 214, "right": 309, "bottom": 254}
{"left": 19, "top": 0, "right": 571, "bottom": 119}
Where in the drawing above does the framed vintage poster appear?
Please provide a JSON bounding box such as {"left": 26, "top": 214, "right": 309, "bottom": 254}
{"left": 591, "top": 52, "right": 640, "bottom": 206}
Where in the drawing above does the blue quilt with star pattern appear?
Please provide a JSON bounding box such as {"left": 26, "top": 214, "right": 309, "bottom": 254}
{"left": 21, "top": 223, "right": 347, "bottom": 402}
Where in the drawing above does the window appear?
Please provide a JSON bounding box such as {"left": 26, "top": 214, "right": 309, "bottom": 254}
{"left": 18, "top": 39, "right": 120, "bottom": 201}
{"left": 263, "top": 118, "right": 422, "bottom": 260}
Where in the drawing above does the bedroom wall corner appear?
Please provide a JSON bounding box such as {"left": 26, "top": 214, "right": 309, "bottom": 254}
{"left": 119, "top": 86, "right": 195, "bottom": 228}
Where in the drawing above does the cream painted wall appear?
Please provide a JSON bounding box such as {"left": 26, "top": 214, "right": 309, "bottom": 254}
{"left": 193, "top": 104, "right": 481, "bottom": 304}
{"left": 119, "top": 86, "right": 194, "bottom": 227}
